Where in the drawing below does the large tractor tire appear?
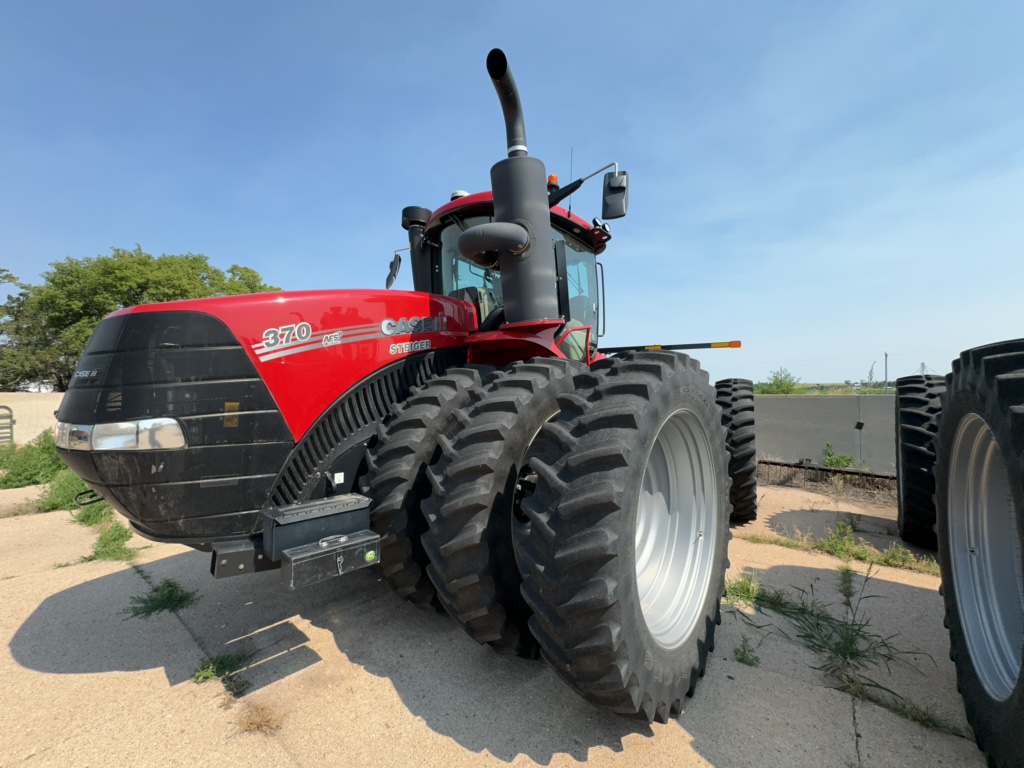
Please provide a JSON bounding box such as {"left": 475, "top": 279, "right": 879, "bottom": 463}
{"left": 517, "top": 351, "right": 732, "bottom": 722}
{"left": 420, "top": 358, "right": 582, "bottom": 658}
{"left": 715, "top": 378, "right": 758, "bottom": 524}
{"left": 894, "top": 374, "right": 946, "bottom": 550}
{"left": 360, "top": 367, "right": 492, "bottom": 607}
{"left": 935, "top": 340, "right": 1024, "bottom": 768}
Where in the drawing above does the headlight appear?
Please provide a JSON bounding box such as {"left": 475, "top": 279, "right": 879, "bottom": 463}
{"left": 54, "top": 418, "right": 187, "bottom": 451}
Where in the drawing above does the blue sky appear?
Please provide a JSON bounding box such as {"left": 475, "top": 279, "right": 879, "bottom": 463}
{"left": 2, "top": 2, "right": 1021, "bottom": 383}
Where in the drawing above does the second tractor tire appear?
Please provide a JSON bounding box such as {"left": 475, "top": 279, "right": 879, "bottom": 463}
{"left": 420, "top": 358, "right": 582, "bottom": 658}
{"left": 360, "top": 367, "right": 492, "bottom": 607}
{"left": 894, "top": 374, "right": 946, "bottom": 550}
{"left": 518, "top": 351, "right": 732, "bottom": 722}
{"left": 935, "top": 339, "right": 1024, "bottom": 768}
{"left": 715, "top": 378, "right": 758, "bottom": 524}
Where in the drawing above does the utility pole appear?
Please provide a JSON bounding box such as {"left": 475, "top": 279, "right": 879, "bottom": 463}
{"left": 919, "top": 362, "right": 927, "bottom": 375}
{"left": 884, "top": 352, "right": 888, "bottom": 392}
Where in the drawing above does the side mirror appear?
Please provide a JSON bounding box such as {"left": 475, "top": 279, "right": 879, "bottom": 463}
{"left": 385, "top": 253, "right": 402, "bottom": 289}
{"left": 602, "top": 171, "right": 629, "bottom": 220}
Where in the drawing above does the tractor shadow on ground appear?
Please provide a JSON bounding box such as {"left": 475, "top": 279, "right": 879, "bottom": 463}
{"left": 9, "top": 548, "right": 648, "bottom": 762}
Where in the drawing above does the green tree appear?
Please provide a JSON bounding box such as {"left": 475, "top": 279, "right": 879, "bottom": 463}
{"left": 0, "top": 247, "right": 280, "bottom": 391}
{"left": 754, "top": 367, "right": 801, "bottom": 395}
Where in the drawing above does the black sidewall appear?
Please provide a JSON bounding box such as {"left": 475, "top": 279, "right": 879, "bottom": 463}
{"left": 937, "top": 375, "right": 1024, "bottom": 765}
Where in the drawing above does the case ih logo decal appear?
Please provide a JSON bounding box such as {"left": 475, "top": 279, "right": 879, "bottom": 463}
{"left": 253, "top": 316, "right": 448, "bottom": 362}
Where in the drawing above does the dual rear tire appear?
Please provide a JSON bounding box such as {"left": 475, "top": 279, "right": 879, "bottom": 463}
{"left": 517, "top": 352, "right": 732, "bottom": 722}
{"left": 360, "top": 367, "right": 493, "bottom": 607}
{"left": 420, "top": 358, "right": 582, "bottom": 658}
{"left": 363, "top": 352, "right": 733, "bottom": 722}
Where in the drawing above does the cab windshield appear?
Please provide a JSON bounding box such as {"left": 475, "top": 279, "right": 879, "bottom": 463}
{"left": 436, "top": 215, "right": 599, "bottom": 330}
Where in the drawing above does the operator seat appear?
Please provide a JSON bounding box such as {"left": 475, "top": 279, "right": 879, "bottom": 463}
{"left": 449, "top": 287, "right": 498, "bottom": 327}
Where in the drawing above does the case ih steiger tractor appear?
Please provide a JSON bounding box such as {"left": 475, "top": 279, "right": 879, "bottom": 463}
{"left": 53, "top": 49, "right": 757, "bottom": 722}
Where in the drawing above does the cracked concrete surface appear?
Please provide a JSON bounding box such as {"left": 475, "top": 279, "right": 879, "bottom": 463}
{"left": 1, "top": 486, "right": 987, "bottom": 767}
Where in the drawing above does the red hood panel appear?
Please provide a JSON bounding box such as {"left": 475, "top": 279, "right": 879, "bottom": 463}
{"left": 113, "top": 290, "right": 477, "bottom": 440}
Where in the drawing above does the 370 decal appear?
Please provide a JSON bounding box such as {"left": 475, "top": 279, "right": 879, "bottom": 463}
{"left": 252, "top": 314, "right": 449, "bottom": 363}
{"left": 262, "top": 322, "right": 313, "bottom": 350}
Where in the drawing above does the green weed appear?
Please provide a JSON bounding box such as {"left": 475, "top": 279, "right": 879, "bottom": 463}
{"left": 73, "top": 503, "right": 113, "bottom": 527}
{"left": 726, "top": 565, "right": 960, "bottom": 735}
{"left": 193, "top": 651, "right": 251, "bottom": 695}
{"left": 876, "top": 542, "right": 916, "bottom": 570}
{"left": 737, "top": 525, "right": 940, "bottom": 576}
{"left": 37, "top": 467, "right": 109, "bottom": 517}
{"left": 734, "top": 635, "right": 761, "bottom": 666}
{"left": 81, "top": 522, "right": 136, "bottom": 562}
{"left": 822, "top": 442, "right": 855, "bottom": 469}
{"left": 813, "top": 520, "right": 862, "bottom": 560}
{"left": 726, "top": 570, "right": 763, "bottom": 607}
{"left": 125, "top": 579, "right": 198, "bottom": 618}
{"left": 0, "top": 430, "right": 64, "bottom": 488}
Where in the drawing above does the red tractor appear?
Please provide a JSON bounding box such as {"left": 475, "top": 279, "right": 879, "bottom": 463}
{"left": 54, "top": 49, "right": 756, "bottom": 722}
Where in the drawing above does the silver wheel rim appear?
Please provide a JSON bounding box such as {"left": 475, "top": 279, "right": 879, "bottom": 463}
{"left": 635, "top": 408, "right": 718, "bottom": 650}
{"left": 949, "top": 413, "right": 1024, "bottom": 701}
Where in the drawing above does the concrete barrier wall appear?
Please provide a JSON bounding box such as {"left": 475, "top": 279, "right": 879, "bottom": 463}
{"left": 0, "top": 393, "right": 64, "bottom": 445}
{"left": 755, "top": 395, "right": 896, "bottom": 473}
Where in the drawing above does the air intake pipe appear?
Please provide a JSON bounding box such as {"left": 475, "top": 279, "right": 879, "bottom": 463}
{"left": 402, "top": 206, "right": 433, "bottom": 293}
{"left": 457, "top": 49, "right": 558, "bottom": 325}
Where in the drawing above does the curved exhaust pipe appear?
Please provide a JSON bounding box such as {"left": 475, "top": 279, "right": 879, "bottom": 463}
{"left": 456, "top": 48, "right": 557, "bottom": 325}
{"left": 486, "top": 49, "right": 527, "bottom": 158}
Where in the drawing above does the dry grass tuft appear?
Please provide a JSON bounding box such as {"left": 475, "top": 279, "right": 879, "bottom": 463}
{"left": 235, "top": 701, "right": 282, "bottom": 735}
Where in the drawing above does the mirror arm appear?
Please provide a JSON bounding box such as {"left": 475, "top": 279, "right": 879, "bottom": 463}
{"left": 548, "top": 162, "right": 618, "bottom": 208}
{"left": 548, "top": 178, "right": 583, "bottom": 207}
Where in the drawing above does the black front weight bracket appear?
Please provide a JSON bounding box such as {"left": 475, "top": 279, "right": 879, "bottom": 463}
{"left": 210, "top": 493, "right": 381, "bottom": 589}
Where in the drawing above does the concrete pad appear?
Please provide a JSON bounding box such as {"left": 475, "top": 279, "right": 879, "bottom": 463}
{"left": 855, "top": 698, "right": 984, "bottom": 767}
{"left": 0, "top": 487, "right": 989, "bottom": 767}
{"left": 0, "top": 484, "right": 45, "bottom": 519}
{"left": 0, "top": 537, "right": 296, "bottom": 766}
{"left": 0, "top": 510, "right": 95, "bottom": 578}
{"left": 681, "top": 659, "right": 858, "bottom": 767}
{"left": 726, "top": 536, "right": 969, "bottom": 734}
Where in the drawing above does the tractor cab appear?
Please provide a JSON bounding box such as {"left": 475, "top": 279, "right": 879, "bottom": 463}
{"left": 401, "top": 191, "right": 613, "bottom": 360}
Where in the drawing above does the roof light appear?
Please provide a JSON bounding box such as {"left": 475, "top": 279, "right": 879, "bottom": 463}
{"left": 548, "top": 175, "right": 559, "bottom": 184}
{"left": 450, "top": 190, "right": 470, "bottom": 200}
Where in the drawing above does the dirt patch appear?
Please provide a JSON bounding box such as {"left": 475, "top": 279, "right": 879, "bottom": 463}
{"left": 0, "top": 485, "right": 45, "bottom": 519}
{"left": 740, "top": 483, "right": 937, "bottom": 561}
{"left": 757, "top": 461, "right": 897, "bottom": 507}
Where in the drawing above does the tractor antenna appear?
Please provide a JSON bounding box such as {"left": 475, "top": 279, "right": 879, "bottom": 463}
{"left": 567, "top": 147, "right": 574, "bottom": 218}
